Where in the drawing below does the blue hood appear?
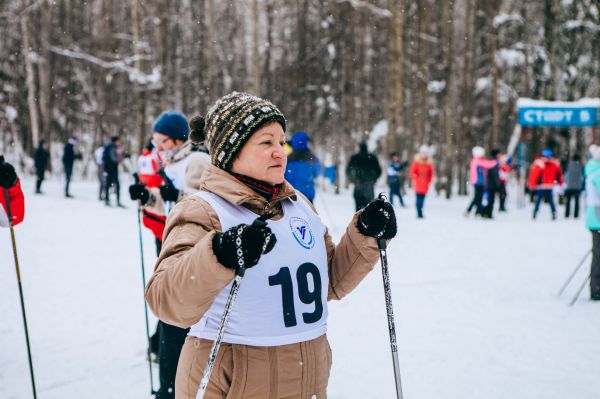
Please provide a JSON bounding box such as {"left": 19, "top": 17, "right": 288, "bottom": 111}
{"left": 291, "top": 131, "right": 310, "bottom": 151}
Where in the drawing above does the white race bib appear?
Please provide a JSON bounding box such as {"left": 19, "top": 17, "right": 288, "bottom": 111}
{"left": 189, "top": 191, "right": 329, "bottom": 346}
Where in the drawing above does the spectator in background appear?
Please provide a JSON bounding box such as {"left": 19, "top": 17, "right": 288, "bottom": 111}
{"left": 137, "top": 140, "right": 166, "bottom": 256}
{"left": 483, "top": 149, "right": 501, "bottom": 219}
{"left": 285, "top": 131, "right": 321, "bottom": 202}
{"left": 585, "top": 145, "right": 600, "bottom": 300}
{"left": 564, "top": 153, "right": 584, "bottom": 219}
{"left": 498, "top": 153, "right": 513, "bottom": 212}
{"left": 34, "top": 139, "right": 50, "bottom": 194}
{"left": 103, "top": 136, "right": 124, "bottom": 207}
{"left": 95, "top": 143, "right": 107, "bottom": 201}
{"left": 409, "top": 147, "right": 434, "bottom": 219}
{"left": 465, "top": 146, "right": 496, "bottom": 217}
{"left": 346, "top": 141, "right": 382, "bottom": 211}
{"left": 387, "top": 152, "right": 407, "bottom": 207}
{"left": 528, "top": 149, "right": 564, "bottom": 220}
{"left": 62, "top": 136, "right": 81, "bottom": 198}
{"left": 129, "top": 110, "right": 210, "bottom": 399}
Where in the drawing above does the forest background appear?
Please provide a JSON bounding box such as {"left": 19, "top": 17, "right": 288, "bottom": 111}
{"left": 1, "top": 0, "right": 599, "bottom": 196}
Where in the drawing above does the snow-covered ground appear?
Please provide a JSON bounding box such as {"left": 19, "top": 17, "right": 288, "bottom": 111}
{"left": 1, "top": 176, "right": 596, "bottom": 399}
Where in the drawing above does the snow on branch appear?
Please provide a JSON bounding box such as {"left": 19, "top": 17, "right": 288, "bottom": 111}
{"left": 495, "top": 49, "right": 526, "bottom": 68}
{"left": 49, "top": 46, "right": 161, "bottom": 85}
{"left": 337, "top": 0, "right": 392, "bottom": 18}
{"left": 493, "top": 13, "right": 524, "bottom": 28}
{"left": 563, "top": 20, "right": 600, "bottom": 32}
{"left": 427, "top": 80, "right": 446, "bottom": 93}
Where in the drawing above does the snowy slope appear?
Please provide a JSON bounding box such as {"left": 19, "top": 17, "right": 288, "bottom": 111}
{"left": 1, "top": 177, "right": 597, "bottom": 399}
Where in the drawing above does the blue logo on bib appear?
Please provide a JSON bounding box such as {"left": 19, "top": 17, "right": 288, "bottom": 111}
{"left": 290, "top": 217, "right": 315, "bottom": 249}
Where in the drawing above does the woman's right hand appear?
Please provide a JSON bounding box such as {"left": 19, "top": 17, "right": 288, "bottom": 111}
{"left": 212, "top": 217, "right": 277, "bottom": 273}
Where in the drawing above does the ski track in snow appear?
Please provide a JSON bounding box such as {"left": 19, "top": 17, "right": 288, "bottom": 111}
{"left": 1, "top": 178, "right": 597, "bottom": 399}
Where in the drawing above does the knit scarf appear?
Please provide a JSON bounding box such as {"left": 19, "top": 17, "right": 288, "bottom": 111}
{"left": 231, "top": 172, "right": 283, "bottom": 201}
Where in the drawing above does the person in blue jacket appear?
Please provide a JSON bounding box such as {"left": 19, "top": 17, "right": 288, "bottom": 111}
{"left": 585, "top": 145, "right": 600, "bottom": 300}
{"left": 285, "top": 131, "right": 321, "bottom": 202}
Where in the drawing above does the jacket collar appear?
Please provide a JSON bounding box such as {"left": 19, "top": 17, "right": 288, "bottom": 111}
{"left": 199, "top": 165, "right": 297, "bottom": 214}
{"left": 170, "top": 140, "right": 193, "bottom": 164}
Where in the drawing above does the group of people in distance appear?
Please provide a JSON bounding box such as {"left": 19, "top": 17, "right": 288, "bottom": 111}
{"left": 347, "top": 144, "right": 434, "bottom": 219}
{"left": 2, "top": 90, "right": 598, "bottom": 399}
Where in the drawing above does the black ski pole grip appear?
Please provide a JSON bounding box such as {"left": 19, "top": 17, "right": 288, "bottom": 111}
{"left": 133, "top": 172, "right": 140, "bottom": 184}
{"left": 157, "top": 168, "right": 175, "bottom": 187}
{"left": 0, "top": 155, "right": 5, "bottom": 166}
{"left": 253, "top": 212, "right": 276, "bottom": 228}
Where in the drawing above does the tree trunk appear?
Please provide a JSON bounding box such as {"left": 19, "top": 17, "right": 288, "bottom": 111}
{"left": 38, "top": 0, "right": 52, "bottom": 141}
{"left": 457, "top": 0, "right": 475, "bottom": 195}
{"left": 205, "top": 0, "right": 217, "bottom": 99}
{"left": 251, "top": 0, "right": 261, "bottom": 95}
{"left": 416, "top": 0, "right": 430, "bottom": 151}
{"left": 442, "top": 0, "right": 455, "bottom": 199}
{"left": 21, "top": 10, "right": 40, "bottom": 152}
{"left": 156, "top": 0, "right": 172, "bottom": 110}
{"left": 386, "top": 0, "right": 406, "bottom": 154}
{"left": 543, "top": 0, "right": 556, "bottom": 100}
{"left": 132, "top": 0, "right": 146, "bottom": 154}
{"left": 262, "top": 0, "right": 273, "bottom": 95}
{"left": 491, "top": 26, "right": 500, "bottom": 147}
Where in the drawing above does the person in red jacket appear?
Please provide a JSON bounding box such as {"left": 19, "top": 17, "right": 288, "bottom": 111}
{"left": 0, "top": 159, "right": 25, "bottom": 227}
{"left": 137, "top": 141, "right": 166, "bottom": 255}
{"left": 528, "top": 149, "right": 564, "bottom": 220}
{"left": 410, "top": 149, "right": 435, "bottom": 219}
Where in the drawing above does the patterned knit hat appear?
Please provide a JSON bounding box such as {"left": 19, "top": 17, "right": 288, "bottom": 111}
{"left": 189, "top": 92, "right": 286, "bottom": 171}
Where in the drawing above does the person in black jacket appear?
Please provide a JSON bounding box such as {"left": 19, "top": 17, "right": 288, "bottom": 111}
{"left": 346, "top": 141, "right": 382, "bottom": 211}
{"left": 34, "top": 139, "right": 50, "bottom": 194}
{"left": 482, "top": 148, "right": 501, "bottom": 219}
{"left": 62, "top": 137, "right": 81, "bottom": 198}
{"left": 103, "top": 136, "right": 124, "bottom": 207}
{"left": 564, "top": 154, "right": 584, "bottom": 218}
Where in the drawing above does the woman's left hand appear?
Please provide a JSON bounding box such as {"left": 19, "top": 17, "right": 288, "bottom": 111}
{"left": 356, "top": 198, "right": 397, "bottom": 239}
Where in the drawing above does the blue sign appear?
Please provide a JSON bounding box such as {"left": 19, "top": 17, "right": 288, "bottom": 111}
{"left": 518, "top": 107, "right": 598, "bottom": 127}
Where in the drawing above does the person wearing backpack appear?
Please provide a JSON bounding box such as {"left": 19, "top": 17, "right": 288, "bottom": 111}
{"left": 528, "top": 149, "right": 564, "bottom": 220}
{"left": 465, "top": 146, "right": 497, "bottom": 217}
{"left": 564, "top": 154, "right": 585, "bottom": 218}
{"left": 483, "top": 149, "right": 501, "bottom": 219}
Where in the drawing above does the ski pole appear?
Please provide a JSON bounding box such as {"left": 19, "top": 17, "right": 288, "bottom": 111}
{"left": 558, "top": 249, "right": 592, "bottom": 296}
{"left": 1, "top": 163, "right": 38, "bottom": 399}
{"left": 377, "top": 237, "right": 404, "bottom": 399}
{"left": 569, "top": 273, "right": 591, "bottom": 306}
{"left": 195, "top": 269, "right": 243, "bottom": 399}
{"left": 195, "top": 214, "right": 272, "bottom": 399}
{"left": 133, "top": 173, "right": 157, "bottom": 396}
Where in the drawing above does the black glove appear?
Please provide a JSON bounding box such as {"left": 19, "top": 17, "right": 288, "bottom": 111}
{"left": 357, "top": 198, "right": 397, "bottom": 239}
{"left": 129, "top": 183, "right": 150, "bottom": 205}
{"left": 159, "top": 184, "right": 179, "bottom": 202}
{"left": 212, "top": 217, "right": 277, "bottom": 274}
{"left": 0, "top": 161, "right": 18, "bottom": 188}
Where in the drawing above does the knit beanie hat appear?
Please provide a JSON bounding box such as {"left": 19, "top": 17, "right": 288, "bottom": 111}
{"left": 153, "top": 111, "right": 189, "bottom": 141}
{"left": 189, "top": 92, "right": 286, "bottom": 171}
{"left": 472, "top": 146, "right": 485, "bottom": 158}
{"left": 541, "top": 148, "right": 553, "bottom": 157}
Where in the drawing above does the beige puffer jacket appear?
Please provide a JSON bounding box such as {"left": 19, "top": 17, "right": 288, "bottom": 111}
{"left": 145, "top": 165, "right": 383, "bottom": 399}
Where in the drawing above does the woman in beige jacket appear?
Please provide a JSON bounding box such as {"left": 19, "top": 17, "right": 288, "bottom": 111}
{"left": 145, "top": 92, "right": 397, "bottom": 399}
